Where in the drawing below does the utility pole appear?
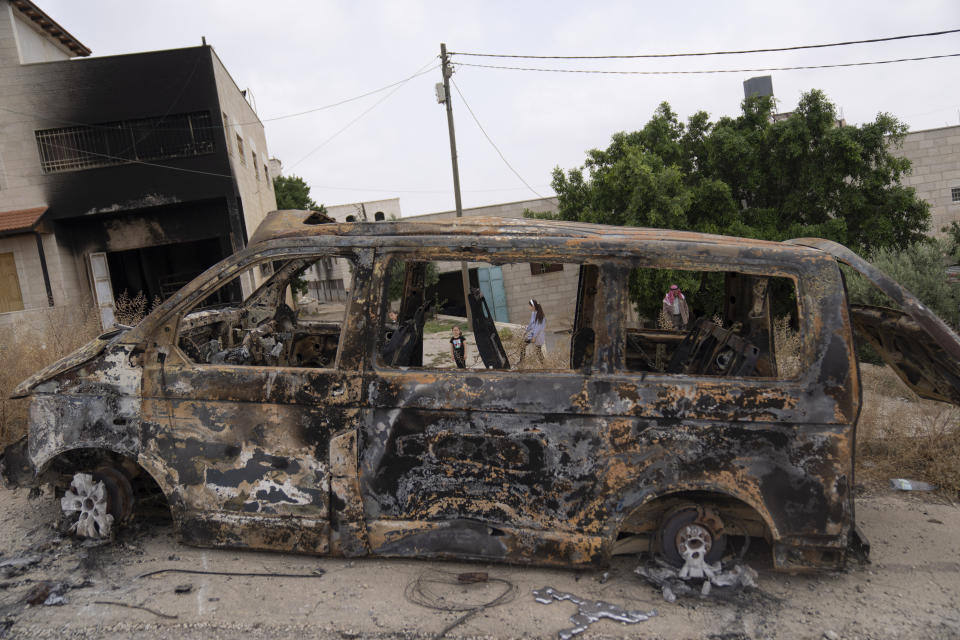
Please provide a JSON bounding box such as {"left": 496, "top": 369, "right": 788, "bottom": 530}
{"left": 439, "top": 43, "right": 473, "bottom": 327}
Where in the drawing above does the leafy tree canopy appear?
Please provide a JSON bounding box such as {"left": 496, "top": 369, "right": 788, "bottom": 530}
{"left": 272, "top": 175, "right": 324, "bottom": 300}
{"left": 542, "top": 90, "right": 931, "bottom": 319}
{"left": 273, "top": 174, "right": 324, "bottom": 212}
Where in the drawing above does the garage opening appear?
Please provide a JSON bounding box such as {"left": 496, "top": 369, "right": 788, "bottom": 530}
{"left": 106, "top": 237, "right": 234, "bottom": 303}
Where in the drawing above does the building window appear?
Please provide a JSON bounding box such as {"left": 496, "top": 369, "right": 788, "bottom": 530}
{"left": 0, "top": 252, "right": 24, "bottom": 313}
{"left": 374, "top": 211, "right": 385, "bottom": 221}
{"left": 35, "top": 112, "right": 216, "bottom": 173}
{"left": 309, "top": 278, "right": 346, "bottom": 302}
{"left": 235, "top": 134, "right": 245, "bottom": 164}
{"left": 952, "top": 186, "right": 960, "bottom": 204}
{"left": 264, "top": 166, "right": 270, "bottom": 183}
{"left": 222, "top": 112, "right": 231, "bottom": 154}
{"left": 252, "top": 151, "right": 259, "bottom": 179}
{"left": 530, "top": 263, "right": 564, "bottom": 276}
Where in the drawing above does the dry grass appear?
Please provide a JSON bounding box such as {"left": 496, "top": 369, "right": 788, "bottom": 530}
{"left": 0, "top": 305, "right": 100, "bottom": 450}
{"left": 773, "top": 315, "right": 802, "bottom": 379}
{"left": 856, "top": 363, "right": 960, "bottom": 499}
{"left": 772, "top": 315, "right": 959, "bottom": 498}
{"left": 498, "top": 327, "right": 570, "bottom": 370}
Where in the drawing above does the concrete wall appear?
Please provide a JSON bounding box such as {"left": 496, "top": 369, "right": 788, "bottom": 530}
{"left": 325, "top": 198, "right": 402, "bottom": 222}
{"left": 897, "top": 125, "right": 960, "bottom": 235}
{"left": 211, "top": 49, "right": 277, "bottom": 240}
{"left": 412, "top": 197, "right": 557, "bottom": 222}
{"left": 0, "top": 1, "right": 51, "bottom": 213}
{"left": 0, "top": 231, "right": 89, "bottom": 331}
{"left": 0, "top": 2, "right": 86, "bottom": 316}
{"left": 500, "top": 262, "right": 579, "bottom": 328}
{"left": 8, "top": 3, "right": 72, "bottom": 63}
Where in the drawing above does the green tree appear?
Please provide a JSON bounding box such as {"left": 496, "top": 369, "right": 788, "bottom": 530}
{"left": 272, "top": 175, "right": 324, "bottom": 299}
{"left": 945, "top": 221, "right": 960, "bottom": 264}
{"left": 387, "top": 261, "right": 439, "bottom": 302}
{"left": 273, "top": 174, "right": 323, "bottom": 212}
{"left": 544, "top": 90, "right": 931, "bottom": 319}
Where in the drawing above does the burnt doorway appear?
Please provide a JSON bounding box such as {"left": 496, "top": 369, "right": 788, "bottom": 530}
{"left": 107, "top": 236, "right": 231, "bottom": 303}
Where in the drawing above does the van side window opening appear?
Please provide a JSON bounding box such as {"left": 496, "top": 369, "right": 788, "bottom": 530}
{"left": 378, "top": 257, "right": 595, "bottom": 371}
{"left": 176, "top": 254, "right": 354, "bottom": 369}
{"left": 620, "top": 264, "right": 802, "bottom": 379}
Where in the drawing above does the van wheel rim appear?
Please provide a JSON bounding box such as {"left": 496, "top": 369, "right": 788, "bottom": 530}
{"left": 61, "top": 472, "right": 114, "bottom": 539}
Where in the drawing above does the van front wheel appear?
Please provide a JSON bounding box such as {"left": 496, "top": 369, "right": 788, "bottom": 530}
{"left": 60, "top": 466, "right": 134, "bottom": 539}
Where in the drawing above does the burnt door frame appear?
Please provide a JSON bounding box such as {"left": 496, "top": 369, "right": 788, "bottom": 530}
{"left": 356, "top": 254, "right": 615, "bottom": 567}
{"left": 139, "top": 248, "right": 373, "bottom": 555}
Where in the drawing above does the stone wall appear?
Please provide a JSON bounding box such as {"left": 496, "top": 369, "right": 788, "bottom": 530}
{"left": 897, "top": 125, "right": 960, "bottom": 234}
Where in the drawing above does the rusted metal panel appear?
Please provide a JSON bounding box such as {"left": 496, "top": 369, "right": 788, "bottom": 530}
{"left": 329, "top": 429, "right": 370, "bottom": 557}
{"left": 849, "top": 305, "right": 960, "bottom": 405}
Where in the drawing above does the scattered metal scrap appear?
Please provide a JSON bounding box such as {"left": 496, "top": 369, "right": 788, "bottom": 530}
{"left": 533, "top": 586, "right": 656, "bottom": 640}
{"left": 136, "top": 567, "right": 326, "bottom": 579}
{"left": 94, "top": 600, "right": 178, "bottom": 620}
{"left": 890, "top": 478, "right": 937, "bottom": 491}
{"left": 0, "top": 556, "right": 41, "bottom": 579}
{"left": 636, "top": 558, "right": 759, "bottom": 603}
{"left": 24, "top": 581, "right": 68, "bottom": 606}
{"left": 23, "top": 579, "right": 92, "bottom": 607}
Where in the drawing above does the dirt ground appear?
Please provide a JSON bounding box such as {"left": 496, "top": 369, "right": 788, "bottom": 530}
{"left": 0, "top": 486, "right": 957, "bottom": 640}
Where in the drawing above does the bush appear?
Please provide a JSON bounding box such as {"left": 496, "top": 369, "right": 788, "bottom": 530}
{"left": 114, "top": 290, "right": 160, "bottom": 326}
{"left": 844, "top": 239, "right": 960, "bottom": 329}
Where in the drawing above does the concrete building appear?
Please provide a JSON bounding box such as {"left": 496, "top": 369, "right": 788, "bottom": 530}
{"left": 295, "top": 198, "right": 404, "bottom": 304}
{"left": 0, "top": 0, "right": 277, "bottom": 329}
{"left": 896, "top": 125, "right": 960, "bottom": 236}
{"left": 325, "top": 198, "right": 402, "bottom": 223}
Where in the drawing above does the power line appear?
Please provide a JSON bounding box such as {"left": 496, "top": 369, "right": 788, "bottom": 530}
{"left": 2, "top": 147, "right": 549, "bottom": 195}
{"left": 313, "top": 183, "right": 551, "bottom": 194}
{"left": 450, "top": 28, "right": 960, "bottom": 59}
{"left": 454, "top": 52, "right": 960, "bottom": 75}
{"left": 450, "top": 79, "right": 542, "bottom": 199}
{"left": 261, "top": 65, "right": 438, "bottom": 123}
{"left": 288, "top": 61, "right": 438, "bottom": 170}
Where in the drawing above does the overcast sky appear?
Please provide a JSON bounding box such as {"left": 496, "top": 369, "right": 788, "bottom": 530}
{"left": 39, "top": 0, "right": 960, "bottom": 216}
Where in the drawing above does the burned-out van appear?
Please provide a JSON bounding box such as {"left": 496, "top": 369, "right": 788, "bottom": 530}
{"left": 6, "top": 212, "right": 960, "bottom": 574}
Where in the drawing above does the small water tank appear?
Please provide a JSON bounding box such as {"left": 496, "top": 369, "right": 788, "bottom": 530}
{"left": 743, "top": 76, "right": 773, "bottom": 99}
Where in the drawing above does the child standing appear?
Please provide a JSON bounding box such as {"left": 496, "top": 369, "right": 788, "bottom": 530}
{"left": 450, "top": 326, "right": 467, "bottom": 368}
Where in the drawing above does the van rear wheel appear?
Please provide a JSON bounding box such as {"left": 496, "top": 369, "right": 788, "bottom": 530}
{"left": 658, "top": 505, "right": 726, "bottom": 568}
